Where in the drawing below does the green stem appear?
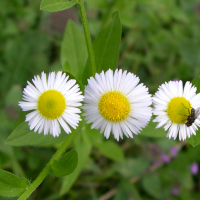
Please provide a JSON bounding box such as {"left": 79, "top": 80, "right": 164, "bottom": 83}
{"left": 18, "top": 131, "right": 77, "bottom": 200}
{"left": 132, "top": 183, "right": 142, "bottom": 200}
{"left": 77, "top": 0, "right": 96, "bottom": 76}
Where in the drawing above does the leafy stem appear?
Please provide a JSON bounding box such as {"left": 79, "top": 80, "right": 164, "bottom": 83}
{"left": 17, "top": 127, "right": 80, "bottom": 200}
{"left": 77, "top": 0, "right": 96, "bottom": 76}
{"left": 17, "top": 1, "right": 94, "bottom": 199}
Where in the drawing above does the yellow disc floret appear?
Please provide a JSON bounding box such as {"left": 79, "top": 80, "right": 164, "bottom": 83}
{"left": 98, "top": 91, "right": 131, "bottom": 122}
{"left": 167, "top": 97, "right": 192, "bottom": 124}
{"left": 37, "top": 90, "right": 66, "bottom": 119}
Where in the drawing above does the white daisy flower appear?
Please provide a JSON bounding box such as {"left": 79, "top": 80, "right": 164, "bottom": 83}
{"left": 82, "top": 69, "right": 152, "bottom": 141}
{"left": 19, "top": 71, "right": 84, "bottom": 137}
{"left": 153, "top": 80, "right": 200, "bottom": 141}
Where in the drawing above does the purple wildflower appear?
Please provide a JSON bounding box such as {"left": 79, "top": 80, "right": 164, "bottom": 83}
{"left": 172, "top": 188, "right": 179, "bottom": 196}
{"left": 173, "top": 79, "right": 180, "bottom": 82}
{"left": 161, "top": 153, "right": 170, "bottom": 163}
{"left": 170, "top": 146, "right": 178, "bottom": 158}
{"left": 190, "top": 162, "right": 199, "bottom": 175}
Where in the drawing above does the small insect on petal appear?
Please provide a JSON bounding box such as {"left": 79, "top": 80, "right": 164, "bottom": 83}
{"left": 153, "top": 80, "right": 200, "bottom": 140}
{"left": 185, "top": 107, "right": 200, "bottom": 127}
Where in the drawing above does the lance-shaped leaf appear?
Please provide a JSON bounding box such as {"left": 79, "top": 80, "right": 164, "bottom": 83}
{"left": 95, "top": 141, "right": 124, "bottom": 162}
{"left": 5, "top": 122, "right": 67, "bottom": 146}
{"left": 0, "top": 169, "right": 30, "bottom": 197}
{"left": 50, "top": 149, "right": 78, "bottom": 177}
{"left": 142, "top": 173, "right": 162, "bottom": 199}
{"left": 187, "top": 130, "right": 200, "bottom": 147}
{"left": 192, "top": 77, "right": 200, "bottom": 93}
{"left": 40, "top": 0, "right": 77, "bottom": 12}
{"left": 61, "top": 20, "right": 88, "bottom": 83}
{"left": 94, "top": 11, "right": 121, "bottom": 72}
{"left": 82, "top": 11, "right": 122, "bottom": 85}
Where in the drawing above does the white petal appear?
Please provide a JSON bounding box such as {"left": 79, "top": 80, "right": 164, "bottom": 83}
{"left": 19, "top": 71, "right": 83, "bottom": 137}
{"left": 153, "top": 80, "right": 200, "bottom": 140}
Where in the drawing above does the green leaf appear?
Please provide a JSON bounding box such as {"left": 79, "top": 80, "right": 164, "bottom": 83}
{"left": 142, "top": 173, "right": 162, "bottom": 199}
{"left": 60, "top": 134, "right": 91, "bottom": 195}
{"left": 61, "top": 20, "right": 88, "bottom": 83}
{"left": 115, "top": 180, "right": 142, "bottom": 200}
{"left": 5, "top": 122, "right": 67, "bottom": 146}
{"left": 95, "top": 141, "right": 124, "bottom": 162}
{"left": 140, "top": 118, "right": 167, "bottom": 138}
{"left": 50, "top": 149, "right": 78, "bottom": 177}
{"left": 115, "top": 157, "right": 149, "bottom": 178}
{"left": 187, "top": 129, "right": 200, "bottom": 147}
{"left": 192, "top": 77, "right": 200, "bottom": 93}
{"left": 40, "top": 0, "right": 77, "bottom": 12}
{"left": 86, "top": 124, "right": 104, "bottom": 145}
{"left": 94, "top": 11, "right": 122, "bottom": 72}
{"left": 187, "top": 77, "right": 200, "bottom": 147}
{"left": 82, "top": 11, "right": 122, "bottom": 85}
{"left": 0, "top": 169, "right": 30, "bottom": 197}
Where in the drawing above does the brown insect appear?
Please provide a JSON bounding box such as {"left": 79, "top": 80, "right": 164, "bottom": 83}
{"left": 185, "top": 107, "right": 200, "bottom": 127}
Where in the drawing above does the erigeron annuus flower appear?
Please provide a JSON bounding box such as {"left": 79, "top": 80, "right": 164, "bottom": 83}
{"left": 153, "top": 80, "right": 200, "bottom": 141}
{"left": 82, "top": 69, "right": 152, "bottom": 141}
{"left": 19, "top": 71, "right": 84, "bottom": 137}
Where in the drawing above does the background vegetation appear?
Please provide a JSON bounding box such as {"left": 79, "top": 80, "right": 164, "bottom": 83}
{"left": 0, "top": 0, "right": 200, "bottom": 199}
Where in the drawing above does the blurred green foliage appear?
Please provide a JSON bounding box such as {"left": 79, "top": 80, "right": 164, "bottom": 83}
{"left": 86, "top": 0, "right": 200, "bottom": 92}
{"left": 0, "top": 0, "right": 200, "bottom": 199}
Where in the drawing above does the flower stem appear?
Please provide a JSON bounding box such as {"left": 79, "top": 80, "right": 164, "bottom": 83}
{"left": 17, "top": 130, "right": 78, "bottom": 200}
{"left": 77, "top": 0, "right": 96, "bottom": 76}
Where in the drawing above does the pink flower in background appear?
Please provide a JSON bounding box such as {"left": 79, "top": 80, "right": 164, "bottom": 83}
{"left": 172, "top": 78, "right": 180, "bottom": 82}
{"left": 161, "top": 153, "right": 170, "bottom": 163}
{"left": 170, "top": 146, "right": 178, "bottom": 158}
{"left": 172, "top": 188, "right": 179, "bottom": 196}
{"left": 190, "top": 162, "right": 199, "bottom": 175}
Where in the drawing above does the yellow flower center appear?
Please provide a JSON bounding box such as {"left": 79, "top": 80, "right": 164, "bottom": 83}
{"left": 37, "top": 90, "right": 66, "bottom": 119}
{"left": 167, "top": 97, "right": 192, "bottom": 124}
{"left": 98, "top": 91, "right": 131, "bottom": 122}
